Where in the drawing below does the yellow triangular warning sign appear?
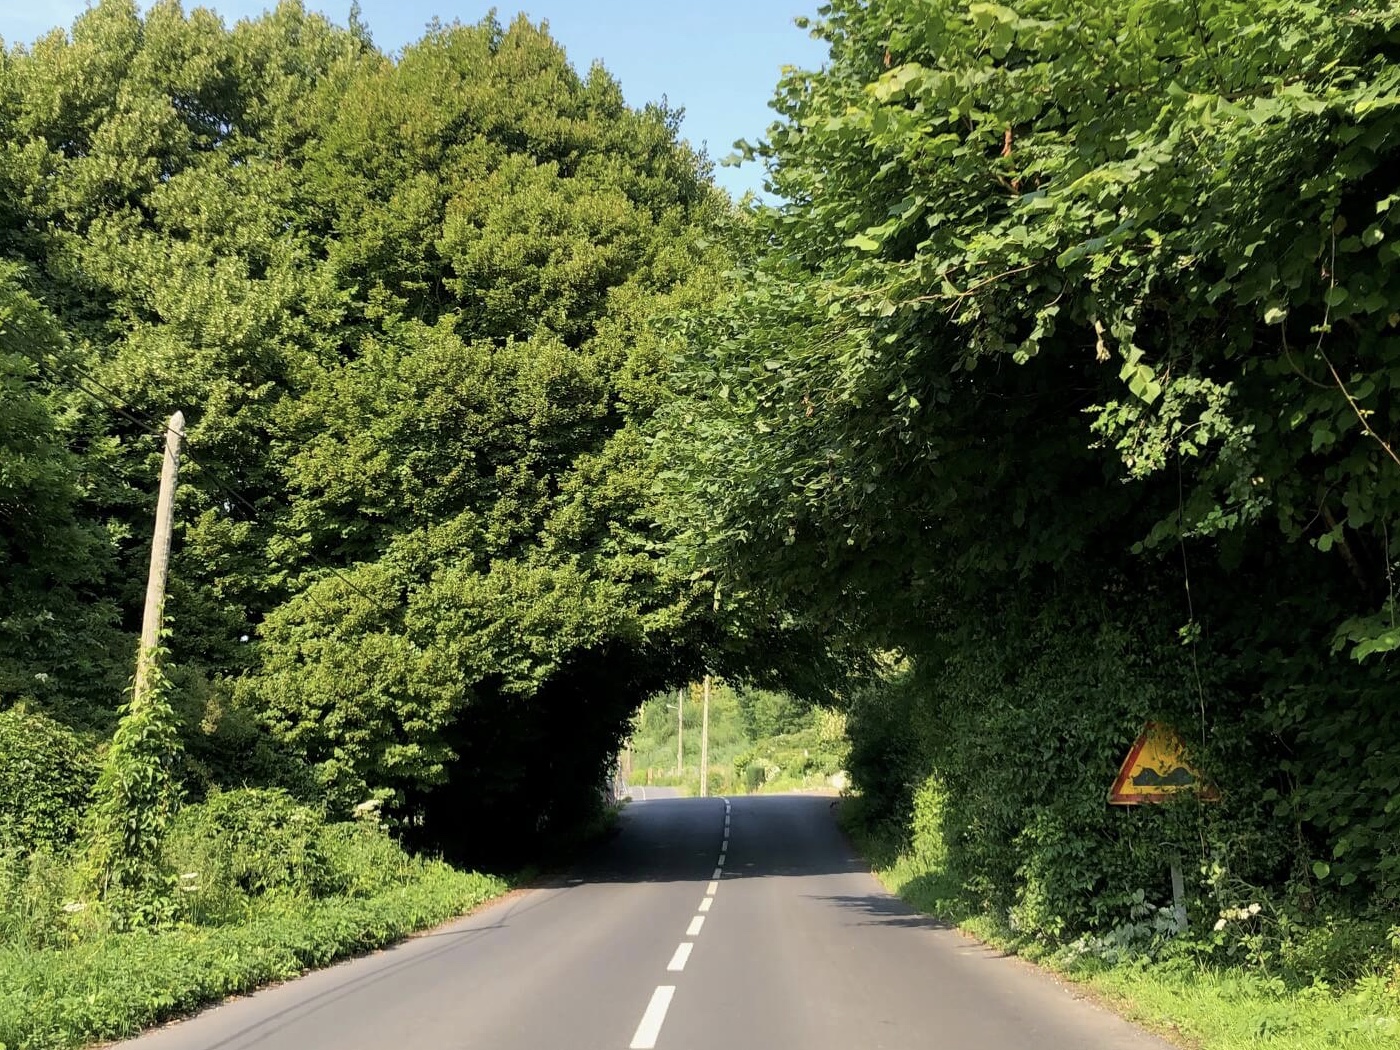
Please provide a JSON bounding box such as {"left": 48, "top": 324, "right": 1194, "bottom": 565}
{"left": 1109, "top": 722, "right": 1218, "bottom": 805}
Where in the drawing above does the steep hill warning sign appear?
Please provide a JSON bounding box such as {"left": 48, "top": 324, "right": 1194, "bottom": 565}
{"left": 1109, "top": 722, "right": 1218, "bottom": 804}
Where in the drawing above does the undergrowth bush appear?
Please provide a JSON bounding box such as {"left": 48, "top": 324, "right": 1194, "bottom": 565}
{"left": 316, "top": 819, "right": 417, "bottom": 898}
{"left": 845, "top": 596, "right": 1400, "bottom": 984}
{"left": 0, "top": 847, "right": 78, "bottom": 952}
{"left": 165, "top": 788, "right": 335, "bottom": 920}
{"left": 0, "top": 707, "right": 98, "bottom": 854}
{"left": 163, "top": 788, "right": 433, "bottom": 926}
{"left": 0, "top": 863, "right": 506, "bottom": 1050}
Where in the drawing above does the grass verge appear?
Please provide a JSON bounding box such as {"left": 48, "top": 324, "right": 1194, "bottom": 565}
{"left": 0, "top": 864, "right": 506, "bottom": 1050}
{"left": 841, "top": 802, "right": 1399, "bottom": 1050}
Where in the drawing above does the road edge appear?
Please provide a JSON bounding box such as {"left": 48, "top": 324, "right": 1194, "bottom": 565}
{"left": 830, "top": 797, "right": 1203, "bottom": 1050}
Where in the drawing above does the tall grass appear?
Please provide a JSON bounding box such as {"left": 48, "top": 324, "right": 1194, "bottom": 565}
{"left": 0, "top": 789, "right": 507, "bottom": 1050}
{"left": 0, "top": 864, "right": 505, "bottom": 1050}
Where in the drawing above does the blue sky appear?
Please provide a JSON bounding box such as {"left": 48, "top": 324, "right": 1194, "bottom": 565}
{"left": 2, "top": 1, "right": 829, "bottom": 196}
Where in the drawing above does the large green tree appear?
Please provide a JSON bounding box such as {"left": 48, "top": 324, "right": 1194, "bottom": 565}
{"left": 0, "top": 0, "right": 756, "bottom": 858}
{"left": 667, "top": 0, "right": 1400, "bottom": 924}
{"left": 0, "top": 267, "right": 125, "bottom": 720}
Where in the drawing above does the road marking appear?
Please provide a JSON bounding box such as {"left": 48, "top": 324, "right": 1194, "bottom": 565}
{"left": 686, "top": 915, "right": 705, "bottom": 936}
{"left": 698, "top": 896, "right": 712, "bottom": 913}
{"left": 712, "top": 867, "right": 723, "bottom": 880}
{"left": 629, "top": 986, "right": 675, "bottom": 1050}
{"left": 717, "top": 852, "right": 726, "bottom": 865}
{"left": 721, "top": 836, "right": 729, "bottom": 849}
{"left": 706, "top": 880, "right": 718, "bottom": 895}
{"left": 666, "top": 942, "right": 694, "bottom": 971}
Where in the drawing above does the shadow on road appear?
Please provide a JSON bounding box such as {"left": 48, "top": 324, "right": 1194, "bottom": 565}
{"left": 807, "top": 891, "right": 953, "bottom": 932}
{"left": 554, "top": 793, "right": 871, "bottom": 886}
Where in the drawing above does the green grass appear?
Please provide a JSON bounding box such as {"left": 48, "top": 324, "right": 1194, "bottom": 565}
{"left": 1086, "top": 965, "right": 1400, "bottom": 1050}
{"left": 0, "top": 863, "right": 507, "bottom": 1050}
{"left": 842, "top": 804, "right": 1400, "bottom": 1050}
{"left": 0, "top": 785, "right": 638, "bottom": 1050}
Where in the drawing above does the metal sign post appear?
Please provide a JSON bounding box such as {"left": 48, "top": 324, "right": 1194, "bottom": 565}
{"left": 1109, "top": 722, "right": 1218, "bottom": 934}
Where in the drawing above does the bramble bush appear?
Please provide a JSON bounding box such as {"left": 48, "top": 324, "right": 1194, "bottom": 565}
{"left": 164, "top": 788, "right": 335, "bottom": 924}
{"left": 163, "top": 787, "right": 427, "bottom": 927}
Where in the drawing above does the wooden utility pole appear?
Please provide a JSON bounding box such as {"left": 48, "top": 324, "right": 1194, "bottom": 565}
{"left": 699, "top": 674, "right": 711, "bottom": 798}
{"left": 134, "top": 411, "right": 184, "bottom": 706}
{"left": 676, "top": 686, "right": 685, "bottom": 777}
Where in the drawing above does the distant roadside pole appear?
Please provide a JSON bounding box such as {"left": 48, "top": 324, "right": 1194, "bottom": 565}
{"left": 700, "top": 675, "right": 711, "bottom": 797}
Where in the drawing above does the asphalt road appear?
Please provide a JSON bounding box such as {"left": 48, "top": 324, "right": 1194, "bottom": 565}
{"left": 624, "top": 785, "right": 682, "bottom": 801}
{"left": 117, "top": 795, "right": 1173, "bottom": 1050}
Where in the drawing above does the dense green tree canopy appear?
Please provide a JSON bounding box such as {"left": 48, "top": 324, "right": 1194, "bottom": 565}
{"left": 5, "top": 0, "right": 1399, "bottom": 934}
{"left": 664, "top": 0, "right": 1400, "bottom": 915}
{"left": 0, "top": 0, "right": 775, "bottom": 858}
{"left": 672, "top": 0, "right": 1400, "bottom": 635}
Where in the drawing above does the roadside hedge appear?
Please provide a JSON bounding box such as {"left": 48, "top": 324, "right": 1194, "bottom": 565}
{"left": 0, "top": 863, "right": 505, "bottom": 1050}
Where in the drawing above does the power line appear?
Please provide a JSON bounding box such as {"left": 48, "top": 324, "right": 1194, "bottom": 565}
{"left": 15, "top": 348, "right": 395, "bottom": 617}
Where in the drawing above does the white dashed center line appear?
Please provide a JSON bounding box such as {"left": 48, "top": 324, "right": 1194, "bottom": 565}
{"left": 628, "top": 798, "right": 732, "bottom": 1048}
{"left": 629, "top": 986, "right": 676, "bottom": 1050}
{"left": 666, "top": 942, "right": 694, "bottom": 972}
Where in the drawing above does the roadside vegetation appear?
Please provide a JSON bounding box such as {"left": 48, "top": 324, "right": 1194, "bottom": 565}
{"left": 659, "top": 0, "right": 1400, "bottom": 1042}
{"left": 1, "top": 704, "right": 505, "bottom": 1050}
{"left": 0, "top": 2, "right": 771, "bottom": 1045}
{"left": 845, "top": 792, "right": 1399, "bottom": 1050}
{"left": 623, "top": 682, "right": 848, "bottom": 796}
{"left": 1, "top": 777, "right": 505, "bottom": 1050}
{"left": 4, "top": 0, "right": 1400, "bottom": 1045}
